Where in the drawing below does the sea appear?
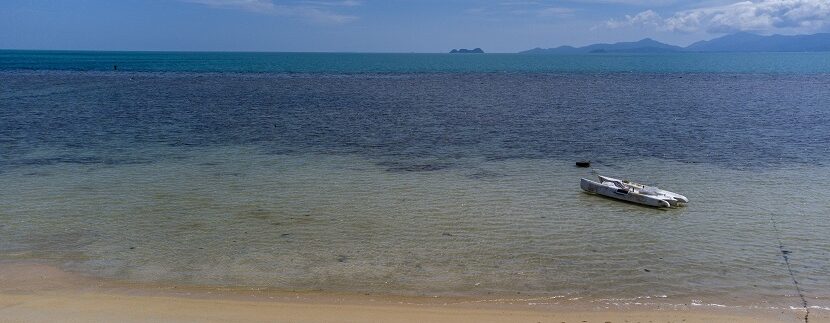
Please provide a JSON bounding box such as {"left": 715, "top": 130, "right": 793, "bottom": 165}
{"left": 1, "top": 50, "right": 829, "bottom": 314}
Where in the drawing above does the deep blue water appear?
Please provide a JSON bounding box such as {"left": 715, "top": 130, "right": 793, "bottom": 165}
{"left": 2, "top": 69, "right": 830, "bottom": 172}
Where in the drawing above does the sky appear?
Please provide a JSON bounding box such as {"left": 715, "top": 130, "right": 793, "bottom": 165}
{"left": 1, "top": 0, "right": 829, "bottom": 52}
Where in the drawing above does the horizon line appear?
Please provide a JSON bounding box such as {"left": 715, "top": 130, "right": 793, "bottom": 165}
{"left": 0, "top": 48, "right": 518, "bottom": 54}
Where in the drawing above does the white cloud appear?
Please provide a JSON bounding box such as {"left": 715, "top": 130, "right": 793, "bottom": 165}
{"left": 300, "top": 0, "right": 362, "bottom": 7}
{"left": 183, "top": 0, "right": 276, "bottom": 12}
{"left": 603, "top": 9, "right": 663, "bottom": 28}
{"left": 296, "top": 6, "right": 359, "bottom": 24}
{"left": 571, "top": 0, "right": 677, "bottom": 5}
{"left": 602, "top": 0, "right": 830, "bottom": 33}
{"left": 537, "top": 7, "right": 576, "bottom": 17}
{"left": 182, "top": 0, "right": 359, "bottom": 24}
{"left": 469, "top": 2, "right": 576, "bottom": 19}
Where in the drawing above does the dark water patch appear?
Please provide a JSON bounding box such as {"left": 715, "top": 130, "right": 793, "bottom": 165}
{"left": 382, "top": 163, "right": 452, "bottom": 173}
{"left": 23, "top": 171, "right": 53, "bottom": 177}
{"left": 236, "top": 209, "right": 273, "bottom": 221}
{"left": 214, "top": 172, "right": 242, "bottom": 177}
{"left": 465, "top": 170, "right": 505, "bottom": 180}
{"left": 12, "top": 156, "right": 153, "bottom": 168}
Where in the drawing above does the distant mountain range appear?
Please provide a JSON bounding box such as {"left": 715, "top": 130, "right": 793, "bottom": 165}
{"left": 521, "top": 32, "right": 830, "bottom": 54}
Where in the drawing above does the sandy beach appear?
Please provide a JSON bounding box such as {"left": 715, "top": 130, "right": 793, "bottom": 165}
{"left": 0, "top": 261, "right": 816, "bottom": 323}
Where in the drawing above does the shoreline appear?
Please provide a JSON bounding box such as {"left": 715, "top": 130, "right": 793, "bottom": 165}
{"left": 0, "top": 261, "right": 815, "bottom": 323}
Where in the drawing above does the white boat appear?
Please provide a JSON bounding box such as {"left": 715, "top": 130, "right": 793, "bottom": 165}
{"left": 580, "top": 175, "right": 688, "bottom": 208}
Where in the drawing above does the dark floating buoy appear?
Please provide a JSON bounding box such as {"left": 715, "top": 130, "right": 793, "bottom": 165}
{"left": 575, "top": 160, "right": 591, "bottom": 168}
{"left": 113, "top": 65, "right": 118, "bottom": 71}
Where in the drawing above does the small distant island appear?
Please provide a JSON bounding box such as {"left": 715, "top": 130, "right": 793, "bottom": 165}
{"left": 450, "top": 48, "right": 484, "bottom": 54}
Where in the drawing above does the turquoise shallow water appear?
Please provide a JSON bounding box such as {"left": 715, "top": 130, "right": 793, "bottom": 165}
{"left": 1, "top": 53, "right": 830, "bottom": 316}
{"left": 3, "top": 50, "right": 830, "bottom": 73}
{"left": 2, "top": 147, "right": 829, "bottom": 312}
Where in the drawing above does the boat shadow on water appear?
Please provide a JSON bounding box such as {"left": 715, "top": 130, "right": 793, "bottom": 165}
{"left": 579, "top": 191, "right": 679, "bottom": 211}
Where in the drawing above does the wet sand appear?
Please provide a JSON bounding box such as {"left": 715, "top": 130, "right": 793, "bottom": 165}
{"left": 0, "top": 261, "right": 814, "bottom": 323}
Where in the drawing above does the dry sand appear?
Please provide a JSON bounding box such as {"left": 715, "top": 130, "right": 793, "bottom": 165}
{"left": 0, "top": 261, "right": 817, "bottom": 323}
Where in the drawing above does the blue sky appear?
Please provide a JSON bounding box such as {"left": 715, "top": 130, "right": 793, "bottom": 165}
{"left": 1, "top": 0, "right": 828, "bottom": 52}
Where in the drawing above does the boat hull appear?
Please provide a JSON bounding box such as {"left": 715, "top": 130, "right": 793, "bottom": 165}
{"left": 580, "top": 178, "right": 672, "bottom": 208}
{"left": 597, "top": 175, "right": 689, "bottom": 204}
